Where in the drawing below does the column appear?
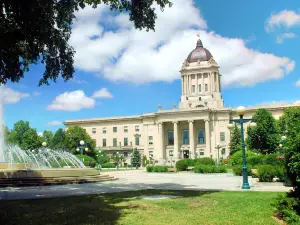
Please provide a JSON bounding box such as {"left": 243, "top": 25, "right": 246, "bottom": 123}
{"left": 210, "top": 73, "right": 213, "bottom": 92}
{"left": 144, "top": 124, "right": 149, "bottom": 155}
{"left": 189, "top": 120, "right": 195, "bottom": 158}
{"left": 173, "top": 121, "right": 179, "bottom": 159}
{"left": 202, "top": 73, "right": 204, "bottom": 92}
{"left": 205, "top": 120, "right": 211, "bottom": 155}
{"left": 158, "top": 123, "right": 164, "bottom": 159}
{"left": 181, "top": 76, "right": 184, "bottom": 95}
{"left": 196, "top": 74, "right": 199, "bottom": 94}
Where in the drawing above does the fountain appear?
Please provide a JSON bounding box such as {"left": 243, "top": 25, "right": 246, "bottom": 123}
{"left": 0, "top": 87, "right": 116, "bottom": 186}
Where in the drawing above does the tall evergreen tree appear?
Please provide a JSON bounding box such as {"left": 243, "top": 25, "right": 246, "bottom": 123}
{"left": 132, "top": 148, "right": 141, "bottom": 169}
{"left": 229, "top": 124, "right": 241, "bottom": 155}
{"left": 246, "top": 108, "right": 280, "bottom": 154}
{"left": 52, "top": 128, "right": 67, "bottom": 150}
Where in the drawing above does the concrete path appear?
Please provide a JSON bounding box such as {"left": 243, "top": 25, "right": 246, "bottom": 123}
{"left": 0, "top": 170, "right": 292, "bottom": 200}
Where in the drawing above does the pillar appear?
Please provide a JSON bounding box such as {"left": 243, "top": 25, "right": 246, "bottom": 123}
{"left": 196, "top": 74, "right": 199, "bottom": 93}
{"left": 173, "top": 121, "right": 179, "bottom": 159}
{"left": 189, "top": 120, "right": 195, "bottom": 158}
{"left": 205, "top": 120, "right": 211, "bottom": 155}
{"left": 144, "top": 124, "right": 149, "bottom": 155}
{"left": 158, "top": 122, "right": 164, "bottom": 159}
{"left": 202, "top": 73, "right": 205, "bottom": 92}
{"left": 181, "top": 76, "right": 184, "bottom": 95}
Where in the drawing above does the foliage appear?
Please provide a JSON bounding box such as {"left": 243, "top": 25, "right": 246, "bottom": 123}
{"left": 40, "top": 130, "right": 54, "bottom": 148}
{"left": 246, "top": 108, "right": 280, "bottom": 154}
{"left": 7, "top": 120, "right": 30, "bottom": 145}
{"left": 20, "top": 128, "right": 41, "bottom": 150}
{"left": 102, "top": 162, "right": 116, "bottom": 168}
{"left": 75, "top": 154, "right": 96, "bottom": 167}
{"left": 229, "top": 123, "right": 241, "bottom": 155}
{"left": 277, "top": 107, "right": 300, "bottom": 197}
{"left": 142, "top": 155, "right": 150, "bottom": 167}
{"left": 132, "top": 149, "right": 141, "bottom": 168}
{"left": 229, "top": 150, "right": 256, "bottom": 166}
{"left": 273, "top": 194, "right": 300, "bottom": 225}
{"left": 262, "top": 153, "right": 283, "bottom": 166}
{"left": 0, "top": 0, "right": 172, "bottom": 85}
{"left": 194, "top": 157, "right": 215, "bottom": 165}
{"left": 232, "top": 165, "right": 252, "bottom": 176}
{"left": 175, "top": 159, "right": 195, "bottom": 171}
{"left": 257, "top": 165, "right": 277, "bottom": 182}
{"left": 146, "top": 165, "right": 170, "bottom": 172}
{"left": 247, "top": 154, "right": 265, "bottom": 167}
{"left": 96, "top": 150, "right": 110, "bottom": 164}
{"left": 194, "top": 165, "right": 227, "bottom": 173}
{"left": 51, "top": 128, "right": 67, "bottom": 150}
{"left": 64, "top": 126, "right": 96, "bottom": 156}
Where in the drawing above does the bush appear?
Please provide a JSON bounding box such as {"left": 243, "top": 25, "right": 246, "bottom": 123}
{"left": 232, "top": 165, "right": 252, "bottom": 176}
{"left": 263, "top": 153, "right": 283, "bottom": 166}
{"left": 258, "top": 165, "right": 277, "bottom": 182}
{"left": 230, "top": 150, "right": 256, "bottom": 166}
{"left": 102, "top": 162, "right": 115, "bottom": 168}
{"left": 147, "top": 165, "right": 170, "bottom": 172}
{"left": 175, "top": 159, "right": 195, "bottom": 171}
{"left": 194, "top": 157, "right": 215, "bottom": 165}
{"left": 194, "top": 164, "right": 227, "bottom": 173}
{"left": 273, "top": 194, "right": 300, "bottom": 225}
{"left": 247, "top": 155, "right": 265, "bottom": 167}
{"left": 75, "top": 154, "right": 97, "bottom": 167}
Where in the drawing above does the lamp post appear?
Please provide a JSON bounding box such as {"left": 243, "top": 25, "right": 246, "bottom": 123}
{"left": 76, "top": 140, "right": 88, "bottom": 163}
{"left": 97, "top": 150, "right": 103, "bottom": 169}
{"left": 227, "top": 106, "right": 257, "bottom": 190}
{"left": 216, "top": 142, "right": 221, "bottom": 166}
{"left": 169, "top": 151, "right": 174, "bottom": 167}
{"left": 278, "top": 132, "right": 287, "bottom": 159}
{"left": 130, "top": 153, "right": 133, "bottom": 169}
{"left": 42, "top": 142, "right": 47, "bottom": 152}
{"left": 116, "top": 152, "right": 119, "bottom": 169}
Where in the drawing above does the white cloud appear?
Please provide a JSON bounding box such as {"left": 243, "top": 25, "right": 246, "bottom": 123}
{"left": 69, "top": 0, "right": 295, "bottom": 87}
{"left": 92, "top": 88, "right": 113, "bottom": 98}
{"left": 276, "top": 32, "right": 297, "bottom": 44}
{"left": 265, "top": 10, "right": 300, "bottom": 32}
{"left": 33, "top": 92, "right": 41, "bottom": 96}
{"left": 47, "top": 90, "right": 96, "bottom": 111}
{"left": 71, "top": 79, "right": 89, "bottom": 84}
{"left": 251, "top": 100, "right": 300, "bottom": 107}
{"left": 294, "top": 100, "right": 300, "bottom": 104}
{"left": 46, "top": 120, "right": 63, "bottom": 126}
{"left": 37, "top": 132, "right": 43, "bottom": 137}
{"left": 0, "top": 86, "right": 30, "bottom": 104}
{"left": 295, "top": 79, "right": 300, "bottom": 87}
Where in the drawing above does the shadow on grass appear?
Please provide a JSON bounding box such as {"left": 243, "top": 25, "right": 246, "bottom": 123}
{"left": 0, "top": 186, "right": 219, "bottom": 225}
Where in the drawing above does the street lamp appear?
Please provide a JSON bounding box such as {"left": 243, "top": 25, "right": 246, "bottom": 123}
{"left": 216, "top": 142, "right": 221, "bottom": 166}
{"left": 130, "top": 153, "right": 133, "bottom": 169}
{"left": 77, "top": 140, "right": 88, "bottom": 162}
{"left": 116, "top": 152, "right": 119, "bottom": 169}
{"left": 42, "top": 142, "right": 47, "bottom": 152}
{"left": 169, "top": 150, "right": 174, "bottom": 167}
{"left": 96, "top": 150, "right": 103, "bottom": 170}
{"left": 228, "top": 106, "right": 257, "bottom": 190}
{"left": 278, "top": 133, "right": 287, "bottom": 159}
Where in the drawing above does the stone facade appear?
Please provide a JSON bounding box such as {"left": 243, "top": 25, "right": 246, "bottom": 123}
{"left": 64, "top": 37, "right": 300, "bottom": 164}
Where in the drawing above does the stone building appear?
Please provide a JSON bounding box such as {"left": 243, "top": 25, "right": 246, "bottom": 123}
{"left": 64, "top": 36, "right": 298, "bottom": 164}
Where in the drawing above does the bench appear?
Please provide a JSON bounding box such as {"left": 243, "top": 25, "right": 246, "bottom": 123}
{"left": 168, "top": 168, "right": 177, "bottom": 172}
{"left": 187, "top": 166, "right": 194, "bottom": 171}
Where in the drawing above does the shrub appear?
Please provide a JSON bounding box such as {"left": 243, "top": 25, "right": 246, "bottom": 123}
{"left": 230, "top": 150, "right": 256, "bottom": 166}
{"left": 75, "top": 154, "right": 97, "bottom": 167}
{"left": 263, "top": 153, "right": 282, "bottom": 166}
{"left": 247, "top": 155, "right": 265, "bottom": 167}
{"left": 258, "top": 165, "right": 277, "bottom": 182}
{"left": 102, "top": 162, "right": 115, "bottom": 168}
{"left": 194, "top": 157, "right": 215, "bottom": 165}
{"left": 175, "top": 159, "right": 195, "bottom": 171}
{"left": 232, "top": 165, "right": 252, "bottom": 176}
{"left": 146, "top": 165, "right": 154, "bottom": 172}
{"left": 194, "top": 164, "right": 227, "bottom": 173}
{"left": 147, "top": 165, "right": 169, "bottom": 172}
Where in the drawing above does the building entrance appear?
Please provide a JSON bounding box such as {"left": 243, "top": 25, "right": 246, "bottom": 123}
{"left": 183, "top": 150, "right": 189, "bottom": 159}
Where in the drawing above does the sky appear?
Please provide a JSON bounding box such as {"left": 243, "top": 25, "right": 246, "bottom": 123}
{"left": 1, "top": 0, "right": 300, "bottom": 134}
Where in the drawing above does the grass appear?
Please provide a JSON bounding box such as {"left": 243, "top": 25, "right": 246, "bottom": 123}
{"left": 0, "top": 190, "right": 281, "bottom": 225}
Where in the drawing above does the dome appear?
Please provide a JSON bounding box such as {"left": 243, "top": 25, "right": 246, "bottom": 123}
{"left": 186, "top": 39, "right": 213, "bottom": 63}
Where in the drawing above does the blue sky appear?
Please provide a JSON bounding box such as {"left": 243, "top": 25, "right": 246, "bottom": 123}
{"left": 2, "top": 0, "right": 300, "bottom": 134}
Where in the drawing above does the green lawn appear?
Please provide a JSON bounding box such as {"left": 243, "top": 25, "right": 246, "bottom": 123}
{"left": 0, "top": 190, "right": 283, "bottom": 225}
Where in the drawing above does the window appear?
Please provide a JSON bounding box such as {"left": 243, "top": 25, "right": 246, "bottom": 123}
{"left": 198, "top": 84, "right": 201, "bottom": 92}
{"left": 124, "top": 126, "right": 128, "bottom": 133}
{"left": 135, "top": 125, "right": 140, "bottom": 132}
{"left": 92, "top": 128, "right": 96, "bottom": 134}
{"left": 183, "top": 130, "right": 189, "bottom": 145}
{"left": 192, "top": 85, "right": 195, "bottom": 93}
{"left": 135, "top": 136, "right": 140, "bottom": 146}
{"left": 124, "top": 152, "right": 128, "bottom": 158}
{"left": 113, "top": 138, "right": 117, "bottom": 147}
{"left": 124, "top": 138, "right": 128, "bottom": 146}
{"left": 200, "top": 151, "right": 205, "bottom": 156}
{"left": 102, "top": 127, "right": 106, "bottom": 134}
{"left": 220, "top": 132, "right": 225, "bottom": 142}
{"left": 149, "top": 151, "right": 153, "bottom": 158}
{"left": 148, "top": 136, "right": 153, "bottom": 145}
{"left": 113, "top": 127, "right": 117, "bottom": 133}
{"left": 168, "top": 131, "right": 174, "bottom": 145}
{"left": 102, "top": 139, "right": 106, "bottom": 147}
{"left": 205, "top": 84, "right": 208, "bottom": 92}
{"left": 198, "top": 129, "right": 205, "bottom": 144}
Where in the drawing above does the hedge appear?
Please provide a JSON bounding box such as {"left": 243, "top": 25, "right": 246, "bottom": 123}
{"left": 75, "top": 154, "right": 97, "bottom": 167}
{"left": 232, "top": 165, "right": 253, "bottom": 176}
{"left": 194, "top": 157, "right": 215, "bottom": 165}
{"left": 175, "top": 159, "right": 195, "bottom": 171}
{"left": 146, "top": 165, "right": 170, "bottom": 172}
{"left": 230, "top": 150, "right": 256, "bottom": 166}
{"left": 257, "top": 165, "right": 277, "bottom": 182}
{"left": 194, "top": 164, "right": 227, "bottom": 173}
{"left": 102, "top": 162, "right": 116, "bottom": 168}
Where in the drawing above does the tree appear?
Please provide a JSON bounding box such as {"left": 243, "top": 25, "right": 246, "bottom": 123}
{"left": 8, "top": 120, "right": 30, "bottom": 145}
{"left": 64, "top": 126, "right": 96, "bottom": 156}
{"left": 246, "top": 108, "right": 280, "bottom": 154}
{"left": 229, "top": 124, "right": 241, "bottom": 156}
{"left": 20, "top": 128, "right": 41, "bottom": 150}
{"left": 41, "top": 130, "right": 54, "bottom": 148}
{"left": 51, "top": 128, "right": 67, "bottom": 150}
{"left": 132, "top": 148, "right": 141, "bottom": 169}
{"left": 0, "top": 0, "right": 172, "bottom": 85}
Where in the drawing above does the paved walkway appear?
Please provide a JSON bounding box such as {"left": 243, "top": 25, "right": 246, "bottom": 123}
{"left": 0, "top": 170, "right": 292, "bottom": 200}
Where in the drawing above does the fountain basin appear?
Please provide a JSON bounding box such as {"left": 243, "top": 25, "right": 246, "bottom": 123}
{"left": 0, "top": 163, "right": 36, "bottom": 170}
